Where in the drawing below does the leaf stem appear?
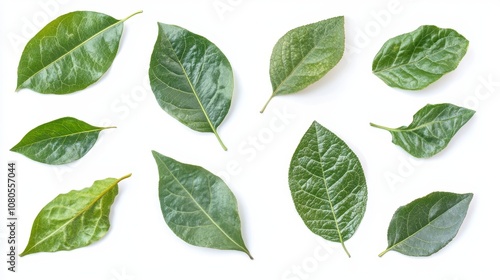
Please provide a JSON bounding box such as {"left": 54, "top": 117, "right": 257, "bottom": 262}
{"left": 378, "top": 248, "right": 390, "bottom": 257}
{"left": 122, "top": 10, "right": 143, "bottom": 22}
{"left": 369, "top": 122, "right": 394, "bottom": 131}
{"left": 341, "top": 241, "right": 351, "bottom": 258}
{"left": 213, "top": 130, "right": 228, "bottom": 151}
{"left": 260, "top": 95, "right": 274, "bottom": 113}
{"left": 117, "top": 173, "right": 132, "bottom": 183}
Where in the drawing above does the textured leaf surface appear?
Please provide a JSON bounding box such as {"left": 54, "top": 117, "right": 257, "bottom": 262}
{"left": 261, "top": 16, "right": 345, "bottom": 112}
{"left": 370, "top": 103, "right": 475, "bottom": 158}
{"left": 20, "top": 174, "right": 131, "bottom": 256}
{"left": 379, "top": 192, "right": 473, "bottom": 257}
{"left": 372, "top": 25, "right": 469, "bottom": 90}
{"left": 16, "top": 10, "right": 141, "bottom": 94}
{"left": 152, "top": 151, "right": 251, "bottom": 258}
{"left": 11, "top": 117, "right": 114, "bottom": 165}
{"left": 288, "top": 121, "right": 367, "bottom": 257}
{"left": 149, "top": 23, "right": 233, "bottom": 150}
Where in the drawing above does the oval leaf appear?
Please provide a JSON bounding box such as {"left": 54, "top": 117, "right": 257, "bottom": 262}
{"left": 149, "top": 23, "right": 233, "bottom": 151}
{"left": 370, "top": 103, "right": 475, "bottom": 158}
{"left": 379, "top": 192, "right": 473, "bottom": 257}
{"left": 288, "top": 121, "right": 367, "bottom": 257}
{"left": 16, "top": 10, "right": 142, "bottom": 94}
{"left": 152, "top": 151, "right": 252, "bottom": 259}
{"left": 10, "top": 117, "right": 115, "bottom": 165}
{"left": 261, "top": 16, "right": 345, "bottom": 113}
{"left": 20, "top": 174, "right": 131, "bottom": 256}
{"left": 372, "top": 25, "right": 469, "bottom": 90}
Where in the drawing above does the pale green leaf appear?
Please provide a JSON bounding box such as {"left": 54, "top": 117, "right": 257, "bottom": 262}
{"left": 20, "top": 174, "right": 131, "bottom": 256}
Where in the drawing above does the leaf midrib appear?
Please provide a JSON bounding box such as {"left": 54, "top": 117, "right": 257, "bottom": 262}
{"left": 22, "top": 175, "right": 130, "bottom": 255}
{"left": 157, "top": 157, "right": 249, "bottom": 255}
{"left": 272, "top": 27, "right": 331, "bottom": 96}
{"left": 376, "top": 115, "right": 463, "bottom": 134}
{"left": 12, "top": 127, "right": 109, "bottom": 151}
{"left": 372, "top": 34, "right": 464, "bottom": 74}
{"left": 18, "top": 15, "right": 125, "bottom": 90}
{"left": 313, "top": 126, "right": 347, "bottom": 253}
{"left": 161, "top": 32, "right": 218, "bottom": 137}
{"left": 385, "top": 196, "right": 468, "bottom": 254}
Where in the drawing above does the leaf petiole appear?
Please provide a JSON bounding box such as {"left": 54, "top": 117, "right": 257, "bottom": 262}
{"left": 369, "top": 122, "right": 394, "bottom": 131}
{"left": 121, "top": 10, "right": 143, "bottom": 22}
{"left": 213, "top": 130, "right": 228, "bottom": 151}
{"left": 341, "top": 242, "right": 351, "bottom": 258}
{"left": 260, "top": 95, "right": 274, "bottom": 113}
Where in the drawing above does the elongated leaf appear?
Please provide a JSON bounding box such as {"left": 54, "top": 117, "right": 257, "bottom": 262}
{"left": 149, "top": 23, "right": 233, "bottom": 151}
{"left": 20, "top": 174, "right": 131, "bottom": 256}
{"left": 152, "top": 151, "right": 252, "bottom": 259}
{"left": 16, "top": 10, "right": 142, "bottom": 94}
{"left": 372, "top": 25, "right": 469, "bottom": 90}
{"left": 370, "top": 103, "right": 475, "bottom": 158}
{"left": 288, "top": 121, "right": 367, "bottom": 257}
{"left": 379, "top": 192, "right": 473, "bottom": 257}
{"left": 10, "top": 117, "right": 114, "bottom": 165}
{"left": 261, "top": 16, "right": 345, "bottom": 113}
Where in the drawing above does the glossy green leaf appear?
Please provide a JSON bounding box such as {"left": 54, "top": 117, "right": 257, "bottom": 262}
{"left": 261, "top": 16, "right": 345, "bottom": 113}
{"left": 11, "top": 117, "right": 114, "bottom": 165}
{"left": 149, "top": 23, "right": 233, "bottom": 151}
{"left": 370, "top": 103, "right": 475, "bottom": 158}
{"left": 379, "top": 192, "right": 473, "bottom": 257}
{"left": 16, "top": 10, "right": 142, "bottom": 94}
{"left": 372, "top": 25, "right": 469, "bottom": 90}
{"left": 20, "top": 174, "right": 131, "bottom": 256}
{"left": 152, "top": 151, "right": 252, "bottom": 259}
{"left": 288, "top": 121, "right": 367, "bottom": 257}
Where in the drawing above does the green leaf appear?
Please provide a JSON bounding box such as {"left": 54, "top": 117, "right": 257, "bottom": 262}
{"left": 10, "top": 117, "right": 114, "bottom": 165}
{"left": 288, "top": 121, "right": 367, "bottom": 257}
{"left": 379, "top": 192, "right": 473, "bottom": 257}
{"left": 20, "top": 174, "right": 131, "bottom": 256}
{"left": 372, "top": 25, "right": 469, "bottom": 90}
{"left": 370, "top": 103, "right": 475, "bottom": 158}
{"left": 152, "top": 151, "right": 252, "bottom": 259}
{"left": 16, "top": 10, "right": 142, "bottom": 94}
{"left": 261, "top": 16, "right": 345, "bottom": 113}
{"left": 149, "top": 23, "right": 233, "bottom": 151}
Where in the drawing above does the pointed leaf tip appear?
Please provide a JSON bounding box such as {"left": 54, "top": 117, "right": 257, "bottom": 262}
{"left": 153, "top": 151, "right": 251, "bottom": 257}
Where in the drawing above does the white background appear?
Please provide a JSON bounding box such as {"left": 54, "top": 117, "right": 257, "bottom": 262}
{"left": 1, "top": 0, "right": 499, "bottom": 279}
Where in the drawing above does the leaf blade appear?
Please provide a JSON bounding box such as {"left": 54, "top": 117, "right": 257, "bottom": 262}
{"left": 380, "top": 192, "right": 473, "bottom": 257}
{"left": 20, "top": 174, "right": 131, "bottom": 256}
{"left": 10, "top": 117, "right": 114, "bottom": 165}
{"left": 16, "top": 10, "right": 141, "bottom": 94}
{"left": 370, "top": 103, "right": 475, "bottom": 158}
{"left": 262, "top": 16, "right": 345, "bottom": 112}
{"left": 372, "top": 25, "right": 469, "bottom": 90}
{"left": 152, "top": 151, "right": 251, "bottom": 258}
{"left": 149, "top": 23, "right": 233, "bottom": 150}
{"left": 288, "top": 121, "right": 367, "bottom": 257}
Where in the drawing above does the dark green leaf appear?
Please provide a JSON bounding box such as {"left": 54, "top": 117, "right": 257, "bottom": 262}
{"left": 261, "top": 16, "right": 345, "bottom": 113}
{"left": 152, "top": 151, "right": 252, "bottom": 259}
{"left": 379, "top": 192, "right": 473, "bottom": 257}
{"left": 10, "top": 117, "right": 114, "bottom": 165}
{"left": 370, "top": 103, "right": 475, "bottom": 158}
{"left": 288, "top": 121, "right": 367, "bottom": 257}
{"left": 20, "top": 174, "right": 131, "bottom": 256}
{"left": 149, "top": 23, "right": 233, "bottom": 151}
{"left": 372, "top": 25, "right": 469, "bottom": 90}
{"left": 16, "top": 10, "right": 142, "bottom": 94}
